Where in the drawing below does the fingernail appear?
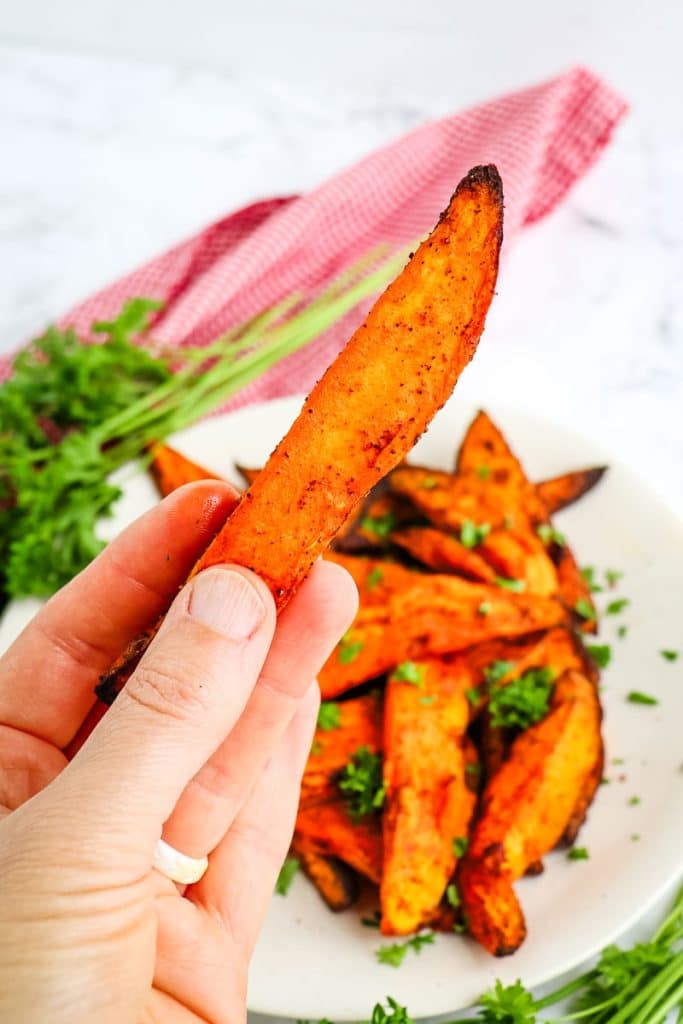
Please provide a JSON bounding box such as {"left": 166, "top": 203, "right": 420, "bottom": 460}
{"left": 188, "top": 568, "right": 266, "bottom": 639}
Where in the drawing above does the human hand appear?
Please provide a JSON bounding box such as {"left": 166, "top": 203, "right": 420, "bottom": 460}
{"left": 0, "top": 481, "right": 357, "bottom": 1023}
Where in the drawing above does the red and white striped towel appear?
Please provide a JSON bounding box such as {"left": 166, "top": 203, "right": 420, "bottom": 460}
{"left": 1, "top": 66, "right": 627, "bottom": 402}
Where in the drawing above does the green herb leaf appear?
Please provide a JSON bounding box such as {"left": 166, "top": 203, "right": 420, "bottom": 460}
{"left": 580, "top": 566, "right": 603, "bottom": 593}
{"left": 627, "top": 690, "right": 659, "bottom": 706}
{"left": 478, "top": 601, "right": 492, "bottom": 617}
{"left": 375, "top": 932, "right": 434, "bottom": 968}
{"left": 465, "top": 687, "right": 480, "bottom": 706}
{"left": 567, "top": 846, "right": 589, "bottom": 861}
{"left": 338, "top": 631, "right": 364, "bottom": 664}
{"left": 484, "top": 660, "right": 517, "bottom": 686}
{"left": 392, "top": 661, "right": 425, "bottom": 687}
{"left": 605, "top": 568, "right": 623, "bottom": 588}
{"left": 628, "top": 795, "right": 641, "bottom": 806}
{"left": 421, "top": 476, "right": 438, "bottom": 490}
{"left": 361, "top": 512, "right": 397, "bottom": 539}
{"left": 475, "top": 464, "right": 491, "bottom": 480}
{"left": 317, "top": 702, "right": 341, "bottom": 732}
{"left": 419, "top": 695, "right": 436, "bottom": 706}
{"left": 369, "top": 997, "right": 415, "bottom": 1024}
{"left": 452, "top": 836, "right": 469, "bottom": 858}
{"left": 366, "top": 567, "right": 384, "bottom": 590}
{"left": 488, "top": 666, "right": 555, "bottom": 730}
{"left": 339, "top": 747, "right": 386, "bottom": 821}
{"left": 275, "top": 856, "right": 299, "bottom": 895}
{"left": 617, "top": 624, "right": 628, "bottom": 639}
{"left": 495, "top": 575, "right": 526, "bottom": 593}
{"left": 586, "top": 643, "right": 612, "bottom": 669}
{"left": 478, "top": 979, "right": 537, "bottom": 1024}
{"left": 446, "top": 883, "right": 461, "bottom": 907}
{"left": 660, "top": 649, "right": 679, "bottom": 662}
{"left": 536, "top": 523, "right": 566, "bottom": 547}
{"left": 575, "top": 597, "right": 597, "bottom": 621}
{"left": 606, "top": 598, "right": 629, "bottom": 616}
{"left": 460, "top": 519, "right": 492, "bottom": 549}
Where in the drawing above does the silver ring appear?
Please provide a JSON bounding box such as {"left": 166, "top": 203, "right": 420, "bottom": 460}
{"left": 153, "top": 838, "right": 208, "bottom": 884}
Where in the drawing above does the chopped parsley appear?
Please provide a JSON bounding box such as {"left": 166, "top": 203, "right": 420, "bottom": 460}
{"left": 361, "top": 511, "right": 397, "bottom": 539}
{"left": 478, "top": 601, "right": 492, "bottom": 616}
{"left": 392, "top": 661, "right": 425, "bottom": 687}
{"left": 452, "top": 836, "right": 469, "bottom": 858}
{"left": 484, "top": 659, "right": 516, "bottom": 686}
{"left": 275, "top": 856, "right": 299, "bottom": 895}
{"left": 421, "top": 476, "right": 438, "bottom": 490}
{"left": 339, "top": 747, "right": 386, "bottom": 821}
{"left": 627, "top": 690, "right": 659, "bottom": 706}
{"left": 418, "top": 695, "right": 436, "bottom": 706}
{"left": 536, "top": 523, "right": 566, "bottom": 546}
{"left": 369, "top": 998, "right": 414, "bottom": 1024}
{"left": 366, "top": 566, "right": 384, "bottom": 590}
{"left": 488, "top": 666, "right": 555, "bottom": 730}
{"left": 567, "top": 846, "right": 589, "bottom": 861}
{"left": 465, "top": 687, "right": 480, "bottom": 706}
{"left": 617, "top": 624, "right": 628, "bottom": 639}
{"left": 475, "top": 464, "right": 491, "bottom": 480}
{"left": 460, "top": 519, "right": 491, "bottom": 549}
{"left": 446, "top": 883, "right": 461, "bottom": 907}
{"left": 580, "top": 566, "right": 603, "bottom": 593}
{"left": 628, "top": 795, "right": 641, "bottom": 806}
{"left": 605, "top": 568, "right": 623, "bottom": 588}
{"left": 317, "top": 701, "right": 341, "bottom": 732}
{"left": 375, "top": 931, "right": 434, "bottom": 968}
{"left": 660, "top": 649, "right": 679, "bottom": 662}
{"left": 495, "top": 575, "right": 526, "bottom": 592}
{"left": 465, "top": 762, "right": 482, "bottom": 780}
{"left": 586, "top": 643, "right": 612, "bottom": 669}
{"left": 606, "top": 598, "right": 629, "bottom": 616}
{"left": 575, "top": 597, "right": 597, "bottom": 621}
{"left": 338, "top": 630, "right": 364, "bottom": 664}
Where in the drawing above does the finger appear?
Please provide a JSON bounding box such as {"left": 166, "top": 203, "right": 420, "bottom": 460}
{"left": 53, "top": 565, "right": 277, "bottom": 854}
{"left": 146, "top": 986, "right": 215, "bottom": 1024}
{"left": 0, "top": 482, "right": 239, "bottom": 748}
{"left": 163, "top": 559, "right": 357, "bottom": 856}
{"left": 190, "top": 682, "right": 318, "bottom": 957}
{"left": 152, "top": 891, "right": 243, "bottom": 1024}
{"left": 0, "top": 724, "right": 66, "bottom": 812}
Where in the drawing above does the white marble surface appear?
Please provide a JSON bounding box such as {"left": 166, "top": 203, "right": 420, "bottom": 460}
{"left": 1, "top": 2, "right": 682, "bottom": 1018}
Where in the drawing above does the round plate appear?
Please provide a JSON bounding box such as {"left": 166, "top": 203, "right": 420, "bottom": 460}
{"left": 2, "top": 395, "right": 682, "bottom": 1020}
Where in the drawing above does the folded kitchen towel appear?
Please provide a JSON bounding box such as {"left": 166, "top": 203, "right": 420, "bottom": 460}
{"left": 1, "top": 66, "right": 627, "bottom": 401}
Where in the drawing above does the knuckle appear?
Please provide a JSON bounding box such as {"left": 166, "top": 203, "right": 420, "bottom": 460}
{"left": 125, "top": 654, "right": 214, "bottom": 722}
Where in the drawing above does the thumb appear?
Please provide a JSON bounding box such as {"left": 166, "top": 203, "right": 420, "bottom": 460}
{"left": 56, "top": 565, "right": 276, "bottom": 848}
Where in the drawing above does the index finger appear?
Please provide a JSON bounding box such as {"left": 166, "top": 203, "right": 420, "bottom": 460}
{"left": 0, "top": 481, "right": 238, "bottom": 748}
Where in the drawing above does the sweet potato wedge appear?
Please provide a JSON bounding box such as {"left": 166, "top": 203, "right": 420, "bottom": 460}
{"left": 293, "top": 843, "right": 361, "bottom": 911}
{"left": 390, "top": 527, "right": 497, "bottom": 582}
{"left": 459, "top": 668, "right": 603, "bottom": 955}
{"left": 148, "top": 443, "right": 222, "bottom": 497}
{"left": 535, "top": 466, "right": 607, "bottom": 515}
{"left": 553, "top": 544, "right": 598, "bottom": 633}
{"left": 295, "top": 802, "right": 383, "bottom": 884}
{"left": 97, "top": 165, "right": 503, "bottom": 703}
{"left": 297, "top": 693, "right": 383, "bottom": 884}
{"left": 318, "top": 569, "right": 568, "bottom": 698}
{"left": 456, "top": 409, "right": 527, "bottom": 488}
{"left": 381, "top": 657, "right": 476, "bottom": 935}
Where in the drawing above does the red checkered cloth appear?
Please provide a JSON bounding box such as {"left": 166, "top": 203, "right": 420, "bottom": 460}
{"left": 1, "top": 66, "right": 627, "bottom": 402}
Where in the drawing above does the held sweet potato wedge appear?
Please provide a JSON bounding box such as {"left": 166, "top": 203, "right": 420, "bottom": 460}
{"left": 318, "top": 570, "right": 568, "bottom": 699}
{"left": 148, "top": 443, "right": 222, "bottom": 497}
{"left": 96, "top": 165, "right": 503, "bottom": 704}
{"left": 535, "top": 466, "right": 607, "bottom": 514}
{"left": 459, "top": 668, "right": 603, "bottom": 955}
{"left": 381, "top": 657, "right": 476, "bottom": 935}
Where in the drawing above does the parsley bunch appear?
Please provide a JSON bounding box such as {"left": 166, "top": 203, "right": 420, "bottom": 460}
{"left": 339, "top": 747, "right": 386, "bottom": 821}
{"left": 487, "top": 665, "right": 555, "bottom": 730}
{"left": 0, "top": 248, "right": 403, "bottom": 602}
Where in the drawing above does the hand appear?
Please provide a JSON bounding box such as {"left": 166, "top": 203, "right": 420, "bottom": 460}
{"left": 0, "top": 482, "right": 357, "bottom": 1023}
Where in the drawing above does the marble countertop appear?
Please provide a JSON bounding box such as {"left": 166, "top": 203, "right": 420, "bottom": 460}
{"left": 1, "top": 2, "right": 682, "bottom": 1017}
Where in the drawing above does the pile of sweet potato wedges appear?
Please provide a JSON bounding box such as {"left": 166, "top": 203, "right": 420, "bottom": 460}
{"left": 288, "top": 411, "right": 606, "bottom": 956}
{"left": 149, "top": 410, "right": 606, "bottom": 957}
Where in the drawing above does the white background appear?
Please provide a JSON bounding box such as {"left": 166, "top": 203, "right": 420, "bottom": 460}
{"left": 1, "top": 1, "right": 682, "bottom": 1018}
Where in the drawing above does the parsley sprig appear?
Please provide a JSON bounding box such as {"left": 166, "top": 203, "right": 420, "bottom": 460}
{"left": 488, "top": 666, "right": 555, "bottom": 730}
{"left": 339, "top": 747, "right": 386, "bottom": 821}
{"left": 0, "top": 248, "right": 403, "bottom": 601}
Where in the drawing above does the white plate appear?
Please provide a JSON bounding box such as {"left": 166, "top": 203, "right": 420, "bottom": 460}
{"left": 2, "top": 394, "right": 683, "bottom": 1021}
